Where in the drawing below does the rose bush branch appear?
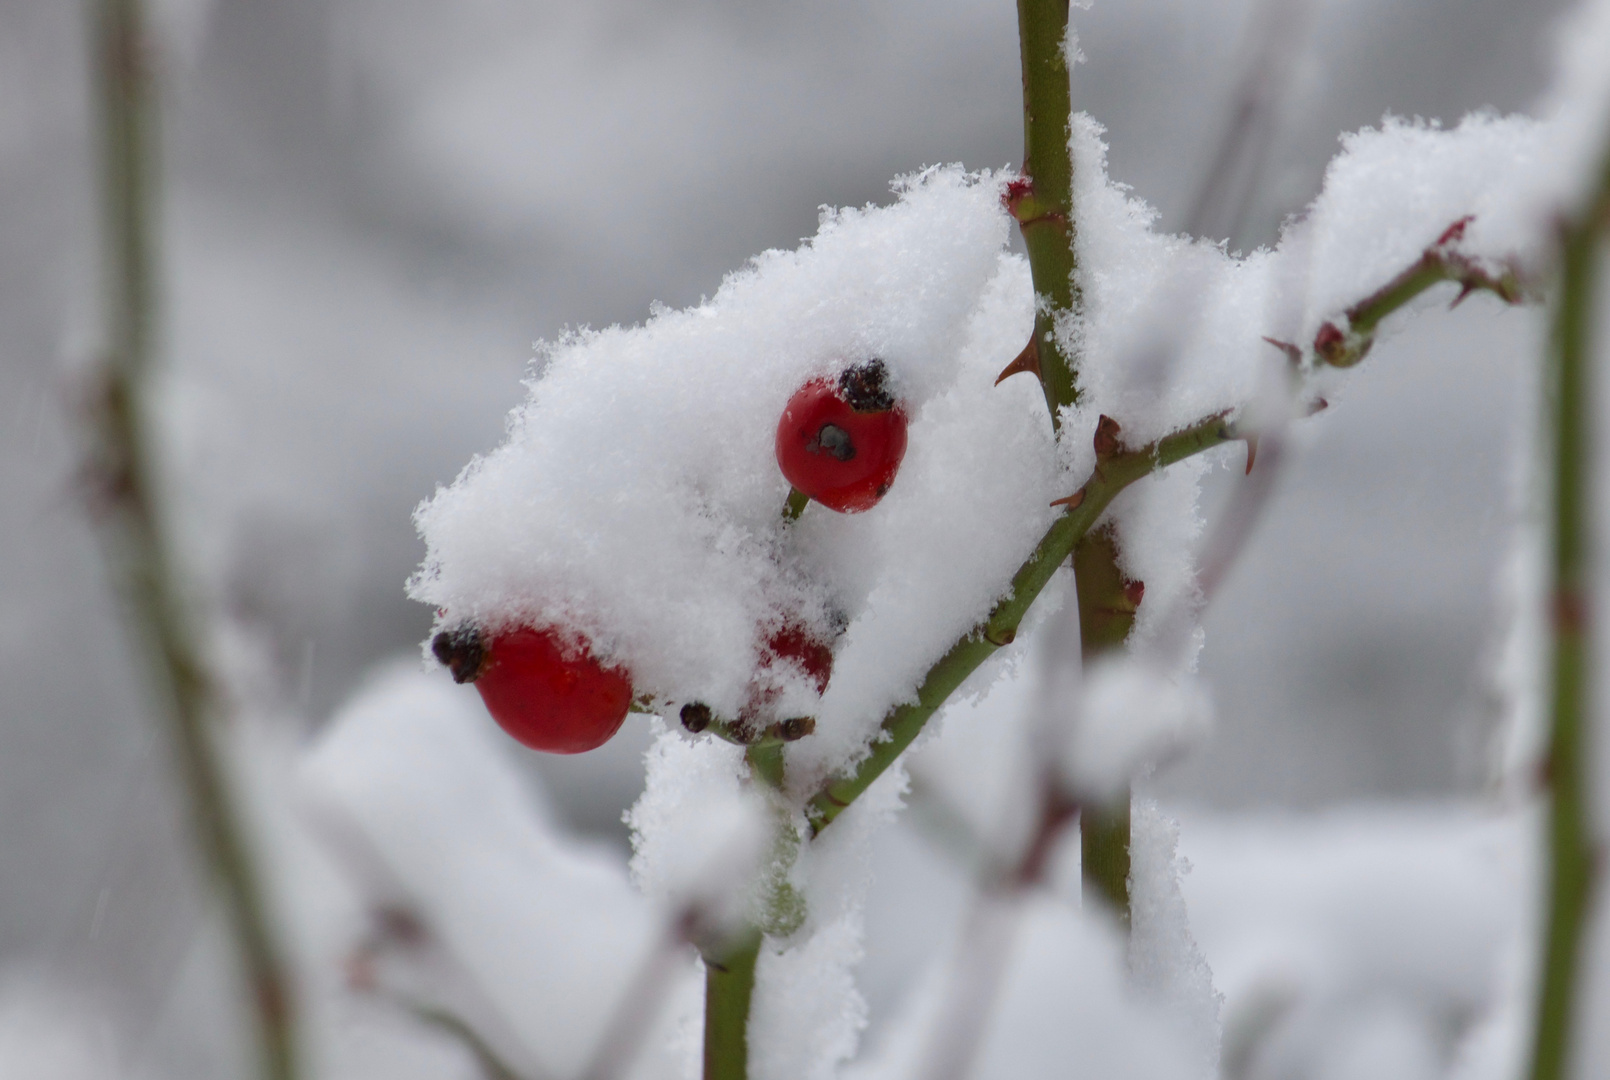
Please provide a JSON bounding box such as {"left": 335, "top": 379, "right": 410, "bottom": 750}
{"left": 1009, "top": 0, "right": 1157, "bottom": 920}
{"left": 806, "top": 410, "right": 1244, "bottom": 834}
{"left": 1010, "top": 0, "right": 1083, "bottom": 420}
{"left": 84, "top": 2, "right": 299, "bottom": 1077}
{"left": 1527, "top": 134, "right": 1610, "bottom": 1080}
{"left": 1306, "top": 215, "right": 1531, "bottom": 369}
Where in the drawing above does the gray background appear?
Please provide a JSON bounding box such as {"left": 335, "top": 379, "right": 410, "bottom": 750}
{"left": 0, "top": 0, "right": 1573, "bottom": 1072}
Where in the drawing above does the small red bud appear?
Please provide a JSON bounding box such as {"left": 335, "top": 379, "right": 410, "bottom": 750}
{"left": 1093, "top": 415, "right": 1123, "bottom": 458}
{"left": 1313, "top": 322, "right": 1347, "bottom": 365}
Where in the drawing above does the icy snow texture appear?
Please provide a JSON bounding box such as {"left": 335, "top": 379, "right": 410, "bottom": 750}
{"left": 299, "top": 666, "right": 665, "bottom": 1079}
{"left": 625, "top": 719, "right": 770, "bottom": 929}
{"left": 747, "top": 763, "right": 910, "bottom": 1080}
{"left": 1129, "top": 800, "right": 1222, "bottom": 1080}
{"left": 411, "top": 167, "right": 1039, "bottom": 755}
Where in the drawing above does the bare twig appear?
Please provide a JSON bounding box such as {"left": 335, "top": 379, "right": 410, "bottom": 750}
{"left": 1182, "top": 0, "right": 1313, "bottom": 244}
{"left": 85, "top": 2, "right": 299, "bottom": 1077}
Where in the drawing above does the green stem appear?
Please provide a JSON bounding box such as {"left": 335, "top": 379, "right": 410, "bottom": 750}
{"left": 702, "top": 928, "right": 763, "bottom": 1080}
{"left": 1314, "top": 221, "right": 1528, "bottom": 368}
{"left": 88, "top": 3, "right": 298, "bottom": 1078}
{"left": 1012, "top": 0, "right": 1082, "bottom": 423}
{"left": 1070, "top": 526, "right": 1138, "bottom": 917}
{"left": 783, "top": 487, "right": 810, "bottom": 522}
{"left": 806, "top": 412, "right": 1240, "bottom": 833}
{"left": 1080, "top": 800, "right": 1131, "bottom": 923}
{"left": 1526, "top": 161, "right": 1610, "bottom": 1080}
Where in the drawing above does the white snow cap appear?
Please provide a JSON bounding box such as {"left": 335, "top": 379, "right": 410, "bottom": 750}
{"left": 624, "top": 719, "right": 771, "bottom": 930}
{"left": 411, "top": 165, "right": 1070, "bottom": 787}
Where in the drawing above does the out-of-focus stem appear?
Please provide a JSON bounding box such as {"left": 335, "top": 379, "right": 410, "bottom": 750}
{"left": 87, "top": 2, "right": 298, "bottom": 1078}
{"left": 1526, "top": 156, "right": 1610, "bottom": 1080}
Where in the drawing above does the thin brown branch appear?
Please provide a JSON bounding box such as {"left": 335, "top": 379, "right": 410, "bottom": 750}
{"left": 86, "top": 2, "right": 299, "bottom": 1077}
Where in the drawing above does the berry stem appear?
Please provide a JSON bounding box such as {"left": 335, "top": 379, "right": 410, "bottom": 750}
{"left": 782, "top": 487, "right": 810, "bottom": 522}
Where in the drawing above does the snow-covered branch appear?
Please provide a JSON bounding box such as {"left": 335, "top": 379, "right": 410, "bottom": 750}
{"left": 805, "top": 409, "right": 1243, "bottom": 835}
{"left": 1305, "top": 216, "right": 1532, "bottom": 370}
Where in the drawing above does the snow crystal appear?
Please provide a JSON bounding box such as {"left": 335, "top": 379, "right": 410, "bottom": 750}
{"left": 625, "top": 720, "right": 770, "bottom": 930}
{"left": 1129, "top": 800, "right": 1222, "bottom": 1080}
{"left": 410, "top": 167, "right": 1052, "bottom": 786}
{"left": 750, "top": 918, "right": 869, "bottom": 1080}
{"left": 747, "top": 758, "right": 910, "bottom": 1080}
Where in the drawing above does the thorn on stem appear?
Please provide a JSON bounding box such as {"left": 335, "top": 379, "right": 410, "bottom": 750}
{"left": 994, "top": 336, "right": 1042, "bottom": 386}
{"left": 1093, "top": 415, "right": 1123, "bottom": 458}
{"left": 1261, "top": 336, "right": 1303, "bottom": 365}
{"left": 1122, "top": 580, "right": 1145, "bottom": 610}
{"left": 1049, "top": 488, "right": 1085, "bottom": 509}
{"left": 1434, "top": 215, "right": 1475, "bottom": 248}
{"left": 1244, "top": 435, "right": 1259, "bottom": 475}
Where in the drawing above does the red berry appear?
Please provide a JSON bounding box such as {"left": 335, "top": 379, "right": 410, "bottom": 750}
{"left": 775, "top": 359, "right": 908, "bottom": 513}
{"left": 739, "top": 620, "right": 834, "bottom": 724}
{"left": 433, "top": 624, "right": 632, "bottom": 753}
{"left": 762, "top": 622, "right": 833, "bottom": 695}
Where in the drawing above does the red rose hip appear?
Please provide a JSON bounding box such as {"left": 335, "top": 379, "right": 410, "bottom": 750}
{"left": 776, "top": 359, "right": 908, "bottom": 514}
{"left": 762, "top": 622, "right": 834, "bottom": 695}
{"left": 432, "top": 624, "right": 632, "bottom": 754}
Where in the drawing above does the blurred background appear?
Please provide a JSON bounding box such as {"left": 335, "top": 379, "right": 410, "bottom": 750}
{"left": 0, "top": 0, "right": 1578, "bottom": 1075}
